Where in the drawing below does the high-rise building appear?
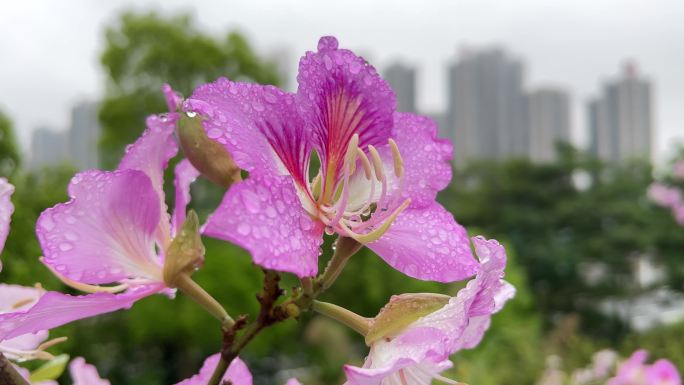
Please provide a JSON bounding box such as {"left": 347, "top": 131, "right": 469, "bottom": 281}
{"left": 447, "top": 47, "right": 527, "bottom": 165}
{"left": 68, "top": 102, "right": 100, "bottom": 170}
{"left": 383, "top": 62, "right": 416, "bottom": 113}
{"left": 588, "top": 62, "right": 653, "bottom": 163}
{"left": 30, "top": 127, "right": 68, "bottom": 169}
{"left": 527, "top": 88, "right": 571, "bottom": 163}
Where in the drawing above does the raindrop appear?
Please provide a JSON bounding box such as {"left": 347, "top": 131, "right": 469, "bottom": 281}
{"left": 237, "top": 223, "right": 251, "bottom": 236}
{"left": 186, "top": 111, "right": 197, "bottom": 118}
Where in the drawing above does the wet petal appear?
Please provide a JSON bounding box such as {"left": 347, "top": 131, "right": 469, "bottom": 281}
{"left": 647, "top": 359, "right": 681, "bottom": 385}
{"left": 0, "top": 285, "right": 161, "bottom": 341}
{"left": 69, "top": 357, "right": 111, "bottom": 385}
{"left": 163, "top": 83, "right": 184, "bottom": 112}
{"left": 172, "top": 159, "right": 200, "bottom": 236}
{"left": 384, "top": 113, "right": 453, "bottom": 208}
{"left": 0, "top": 178, "right": 14, "bottom": 261}
{"left": 366, "top": 203, "right": 478, "bottom": 282}
{"left": 297, "top": 36, "right": 395, "bottom": 183}
{"left": 203, "top": 175, "right": 324, "bottom": 278}
{"left": 186, "top": 78, "right": 311, "bottom": 188}
{"left": 174, "top": 354, "right": 252, "bottom": 385}
{"left": 409, "top": 236, "right": 514, "bottom": 351}
{"left": 37, "top": 170, "right": 162, "bottom": 285}
{"left": 118, "top": 115, "right": 178, "bottom": 247}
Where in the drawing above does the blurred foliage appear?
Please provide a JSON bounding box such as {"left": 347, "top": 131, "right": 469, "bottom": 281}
{"left": 443, "top": 144, "right": 684, "bottom": 339}
{"left": 99, "top": 10, "right": 280, "bottom": 168}
{"left": 0, "top": 109, "right": 20, "bottom": 176}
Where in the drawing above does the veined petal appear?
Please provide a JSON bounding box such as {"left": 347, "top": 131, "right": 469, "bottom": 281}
{"left": 163, "top": 83, "right": 183, "bottom": 112}
{"left": 172, "top": 159, "right": 200, "bottom": 237}
{"left": 38, "top": 170, "right": 162, "bottom": 285}
{"left": 0, "top": 178, "right": 15, "bottom": 260}
{"left": 118, "top": 115, "right": 178, "bottom": 247}
{"left": 297, "top": 36, "right": 395, "bottom": 186}
{"left": 0, "top": 285, "right": 161, "bottom": 341}
{"left": 203, "top": 175, "right": 324, "bottom": 278}
{"left": 366, "top": 203, "right": 478, "bottom": 282}
{"left": 409, "top": 236, "right": 514, "bottom": 351}
{"left": 174, "top": 354, "right": 252, "bottom": 385}
{"left": 344, "top": 331, "right": 454, "bottom": 385}
{"left": 383, "top": 113, "right": 453, "bottom": 209}
{"left": 186, "top": 78, "right": 310, "bottom": 188}
{"left": 69, "top": 357, "right": 111, "bottom": 385}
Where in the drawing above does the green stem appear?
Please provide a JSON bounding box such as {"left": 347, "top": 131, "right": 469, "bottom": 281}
{"left": 312, "top": 300, "right": 370, "bottom": 336}
{"left": 0, "top": 353, "right": 30, "bottom": 385}
{"left": 175, "top": 274, "right": 234, "bottom": 328}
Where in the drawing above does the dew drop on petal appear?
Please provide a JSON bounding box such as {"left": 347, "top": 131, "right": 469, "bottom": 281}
{"left": 59, "top": 242, "right": 73, "bottom": 251}
{"left": 237, "top": 223, "right": 251, "bottom": 236}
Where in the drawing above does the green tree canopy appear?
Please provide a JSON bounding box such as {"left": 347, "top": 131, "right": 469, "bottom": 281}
{"left": 99, "top": 11, "right": 281, "bottom": 167}
{"left": 0, "top": 109, "right": 21, "bottom": 176}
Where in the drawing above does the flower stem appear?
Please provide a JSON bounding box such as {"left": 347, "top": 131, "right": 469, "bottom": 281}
{"left": 175, "top": 274, "right": 234, "bottom": 328}
{"left": 312, "top": 300, "right": 370, "bottom": 336}
{"left": 0, "top": 353, "right": 30, "bottom": 385}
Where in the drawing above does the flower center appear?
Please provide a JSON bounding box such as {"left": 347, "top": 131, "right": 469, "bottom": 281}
{"left": 304, "top": 134, "right": 410, "bottom": 243}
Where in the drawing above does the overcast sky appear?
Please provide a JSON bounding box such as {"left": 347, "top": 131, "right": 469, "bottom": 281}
{"left": 1, "top": 0, "right": 682, "bottom": 160}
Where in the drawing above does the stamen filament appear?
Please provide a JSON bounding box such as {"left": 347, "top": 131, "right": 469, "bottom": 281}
{"left": 338, "top": 198, "right": 411, "bottom": 243}
{"left": 42, "top": 260, "right": 129, "bottom": 294}
{"left": 356, "top": 148, "right": 373, "bottom": 180}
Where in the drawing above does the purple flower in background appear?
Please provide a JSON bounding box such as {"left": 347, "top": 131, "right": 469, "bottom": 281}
{"left": 344, "top": 236, "right": 515, "bottom": 385}
{"left": 608, "top": 350, "right": 681, "bottom": 385}
{"left": 175, "top": 354, "right": 301, "bottom": 385}
{"left": 646, "top": 360, "right": 681, "bottom": 385}
{"left": 0, "top": 178, "right": 15, "bottom": 270}
{"left": 648, "top": 183, "right": 684, "bottom": 225}
{"left": 0, "top": 113, "right": 201, "bottom": 342}
{"left": 184, "top": 36, "right": 477, "bottom": 281}
{"left": 68, "top": 357, "right": 111, "bottom": 385}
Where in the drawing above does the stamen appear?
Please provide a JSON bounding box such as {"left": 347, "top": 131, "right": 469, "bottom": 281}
{"left": 12, "top": 298, "right": 35, "bottom": 310}
{"left": 388, "top": 138, "right": 404, "bottom": 178}
{"left": 367, "top": 145, "right": 385, "bottom": 182}
{"left": 339, "top": 198, "right": 410, "bottom": 243}
{"left": 37, "top": 337, "right": 68, "bottom": 351}
{"left": 345, "top": 134, "right": 360, "bottom": 174}
{"left": 0, "top": 336, "right": 67, "bottom": 362}
{"left": 356, "top": 148, "right": 373, "bottom": 180}
{"left": 42, "top": 259, "right": 128, "bottom": 294}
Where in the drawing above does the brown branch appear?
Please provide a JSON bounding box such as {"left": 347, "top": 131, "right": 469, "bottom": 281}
{"left": 0, "top": 353, "right": 30, "bottom": 385}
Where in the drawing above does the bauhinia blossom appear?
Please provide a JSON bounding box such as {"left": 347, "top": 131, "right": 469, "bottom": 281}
{"left": 180, "top": 35, "right": 478, "bottom": 281}
{"left": 343, "top": 236, "right": 515, "bottom": 385}
{"left": 0, "top": 112, "right": 203, "bottom": 342}
{"left": 16, "top": 357, "right": 110, "bottom": 385}
{"left": 607, "top": 350, "right": 681, "bottom": 385}
{"left": 174, "top": 354, "right": 301, "bottom": 385}
{"left": 0, "top": 177, "right": 15, "bottom": 270}
{"left": 648, "top": 182, "right": 684, "bottom": 225}
{"left": 0, "top": 284, "right": 51, "bottom": 361}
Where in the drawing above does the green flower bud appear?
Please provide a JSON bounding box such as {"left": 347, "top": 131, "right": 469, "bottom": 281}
{"left": 163, "top": 210, "right": 205, "bottom": 287}
{"left": 365, "top": 293, "right": 450, "bottom": 345}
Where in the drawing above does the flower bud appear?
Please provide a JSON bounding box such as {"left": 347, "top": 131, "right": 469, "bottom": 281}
{"left": 177, "top": 114, "right": 241, "bottom": 188}
{"left": 163, "top": 210, "right": 205, "bottom": 287}
{"left": 365, "top": 293, "right": 450, "bottom": 345}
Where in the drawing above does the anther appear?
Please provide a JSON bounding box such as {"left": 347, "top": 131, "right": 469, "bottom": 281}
{"left": 367, "top": 145, "right": 385, "bottom": 182}
{"left": 388, "top": 138, "right": 404, "bottom": 178}
{"left": 356, "top": 148, "right": 373, "bottom": 180}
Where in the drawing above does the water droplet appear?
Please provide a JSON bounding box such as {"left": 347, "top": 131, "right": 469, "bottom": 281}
{"left": 59, "top": 242, "right": 73, "bottom": 251}
{"left": 324, "top": 226, "right": 334, "bottom": 235}
{"left": 207, "top": 128, "right": 222, "bottom": 139}
{"left": 237, "top": 223, "right": 251, "bottom": 236}
{"left": 265, "top": 206, "right": 277, "bottom": 218}
{"left": 186, "top": 111, "right": 197, "bottom": 118}
{"left": 300, "top": 217, "right": 313, "bottom": 231}
{"left": 64, "top": 231, "right": 79, "bottom": 241}
{"left": 40, "top": 215, "right": 56, "bottom": 231}
{"left": 252, "top": 101, "right": 265, "bottom": 111}
{"left": 241, "top": 190, "right": 261, "bottom": 214}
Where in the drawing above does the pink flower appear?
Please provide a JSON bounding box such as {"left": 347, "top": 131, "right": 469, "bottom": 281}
{"left": 175, "top": 354, "right": 301, "bottom": 385}
{"left": 344, "top": 236, "right": 515, "bottom": 385}
{"left": 0, "top": 113, "right": 201, "bottom": 342}
{"left": 0, "top": 284, "right": 49, "bottom": 361}
{"left": 182, "top": 36, "right": 477, "bottom": 282}
{"left": 0, "top": 177, "right": 15, "bottom": 270}
{"left": 69, "top": 357, "right": 111, "bottom": 385}
{"left": 646, "top": 360, "right": 681, "bottom": 385}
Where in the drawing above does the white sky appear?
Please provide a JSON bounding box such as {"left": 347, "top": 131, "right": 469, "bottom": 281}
{"left": 1, "top": 0, "right": 682, "bottom": 160}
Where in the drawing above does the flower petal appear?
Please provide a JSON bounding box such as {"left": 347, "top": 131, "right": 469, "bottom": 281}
{"left": 647, "top": 359, "right": 681, "bottom": 385}
{"left": 409, "top": 236, "right": 514, "bottom": 351}
{"left": 0, "top": 285, "right": 161, "bottom": 341}
{"left": 118, "top": 115, "right": 178, "bottom": 247}
{"left": 0, "top": 284, "right": 47, "bottom": 352}
{"left": 0, "top": 178, "right": 15, "bottom": 261}
{"left": 172, "top": 159, "right": 200, "bottom": 236}
{"left": 174, "top": 354, "right": 252, "bottom": 385}
{"left": 344, "top": 332, "right": 453, "bottom": 385}
{"left": 385, "top": 113, "right": 453, "bottom": 208}
{"left": 297, "top": 36, "right": 395, "bottom": 183}
{"left": 202, "top": 175, "right": 323, "bottom": 278}
{"left": 366, "top": 203, "right": 478, "bottom": 282}
{"left": 37, "top": 170, "right": 162, "bottom": 285}
{"left": 69, "top": 357, "right": 111, "bottom": 385}
{"left": 186, "top": 78, "right": 311, "bottom": 189}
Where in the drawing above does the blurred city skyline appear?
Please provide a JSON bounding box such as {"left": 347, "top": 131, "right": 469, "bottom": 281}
{"left": 1, "top": 0, "right": 682, "bottom": 161}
